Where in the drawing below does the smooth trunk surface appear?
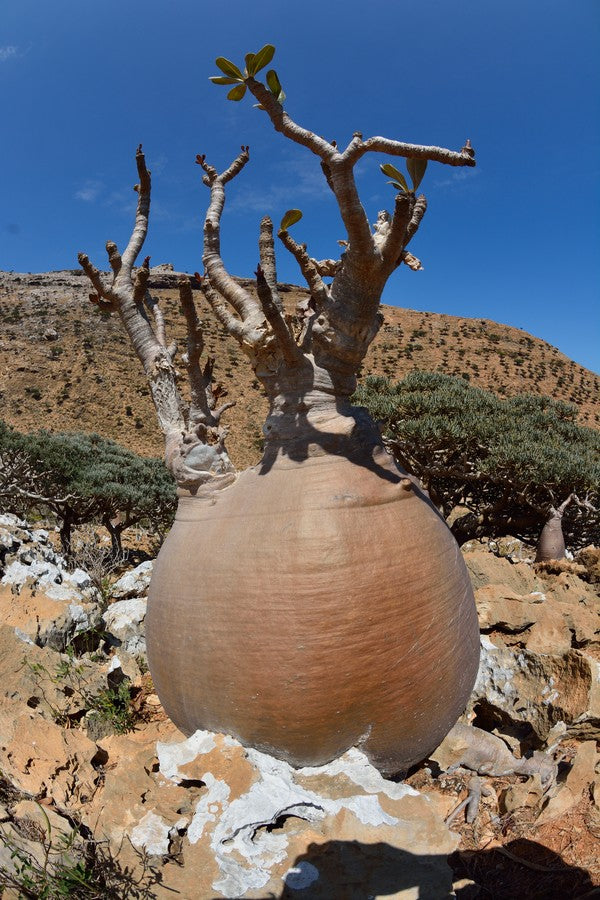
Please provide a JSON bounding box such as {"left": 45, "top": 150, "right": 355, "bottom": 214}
{"left": 147, "top": 448, "right": 479, "bottom": 774}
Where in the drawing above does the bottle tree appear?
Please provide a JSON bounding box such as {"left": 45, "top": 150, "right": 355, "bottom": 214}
{"left": 79, "top": 46, "right": 480, "bottom": 775}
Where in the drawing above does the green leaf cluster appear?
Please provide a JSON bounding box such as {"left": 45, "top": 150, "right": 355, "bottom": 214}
{"left": 380, "top": 158, "right": 427, "bottom": 194}
{"left": 354, "top": 372, "right": 600, "bottom": 546}
{"left": 0, "top": 422, "right": 177, "bottom": 552}
{"left": 279, "top": 208, "right": 303, "bottom": 232}
{"left": 209, "top": 44, "right": 285, "bottom": 106}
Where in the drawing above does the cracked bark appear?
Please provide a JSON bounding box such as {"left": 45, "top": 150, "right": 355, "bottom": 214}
{"left": 79, "top": 147, "right": 235, "bottom": 496}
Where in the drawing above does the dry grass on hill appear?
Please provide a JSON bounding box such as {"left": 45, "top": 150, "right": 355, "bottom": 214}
{"left": 0, "top": 270, "right": 598, "bottom": 469}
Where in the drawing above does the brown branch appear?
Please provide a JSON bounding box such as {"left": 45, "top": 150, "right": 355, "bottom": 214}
{"left": 277, "top": 230, "right": 329, "bottom": 308}
{"left": 245, "top": 78, "right": 335, "bottom": 160}
{"left": 198, "top": 148, "right": 260, "bottom": 322}
{"left": 344, "top": 136, "right": 477, "bottom": 168}
{"left": 255, "top": 265, "right": 301, "bottom": 366}
{"left": 258, "top": 216, "right": 283, "bottom": 312}
{"left": 77, "top": 253, "right": 111, "bottom": 304}
{"left": 197, "top": 273, "right": 245, "bottom": 342}
{"left": 105, "top": 241, "right": 122, "bottom": 277}
{"left": 405, "top": 195, "right": 428, "bottom": 246}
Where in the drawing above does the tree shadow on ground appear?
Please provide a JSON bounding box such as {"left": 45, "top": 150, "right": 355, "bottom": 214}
{"left": 268, "top": 838, "right": 596, "bottom": 899}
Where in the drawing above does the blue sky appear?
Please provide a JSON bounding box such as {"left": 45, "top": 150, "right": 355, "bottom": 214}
{"left": 1, "top": 0, "right": 599, "bottom": 372}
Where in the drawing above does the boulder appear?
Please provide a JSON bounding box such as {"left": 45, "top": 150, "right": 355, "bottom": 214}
{"left": 0, "top": 700, "right": 101, "bottom": 809}
{"left": 110, "top": 560, "right": 153, "bottom": 600}
{"left": 0, "top": 517, "right": 102, "bottom": 650}
{"left": 470, "top": 637, "right": 600, "bottom": 742}
{"left": 79, "top": 727, "right": 459, "bottom": 898}
{"left": 103, "top": 598, "right": 147, "bottom": 656}
{"left": 537, "top": 741, "right": 599, "bottom": 824}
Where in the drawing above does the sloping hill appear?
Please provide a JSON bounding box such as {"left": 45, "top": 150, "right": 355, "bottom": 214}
{"left": 0, "top": 269, "right": 598, "bottom": 469}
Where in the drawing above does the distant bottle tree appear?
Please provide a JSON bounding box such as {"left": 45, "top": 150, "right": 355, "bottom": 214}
{"left": 0, "top": 423, "right": 176, "bottom": 556}
{"left": 355, "top": 372, "right": 600, "bottom": 557}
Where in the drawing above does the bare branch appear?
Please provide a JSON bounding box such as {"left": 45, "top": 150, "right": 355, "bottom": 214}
{"left": 178, "top": 275, "right": 212, "bottom": 424}
{"left": 382, "top": 194, "right": 413, "bottom": 265}
{"left": 197, "top": 273, "right": 245, "bottom": 342}
{"left": 198, "top": 148, "right": 260, "bottom": 322}
{"left": 120, "top": 144, "right": 151, "bottom": 275}
{"left": 400, "top": 251, "right": 423, "bottom": 271}
{"left": 330, "top": 157, "right": 375, "bottom": 258}
{"left": 78, "top": 148, "right": 237, "bottom": 494}
{"left": 277, "top": 230, "right": 329, "bottom": 308}
{"left": 221, "top": 145, "right": 251, "bottom": 184}
{"left": 77, "top": 253, "right": 111, "bottom": 303}
{"left": 344, "top": 136, "right": 477, "bottom": 169}
{"left": 255, "top": 264, "right": 302, "bottom": 366}
{"left": 312, "top": 259, "right": 341, "bottom": 278}
{"left": 405, "top": 195, "right": 428, "bottom": 246}
{"left": 258, "top": 216, "right": 283, "bottom": 312}
{"left": 133, "top": 255, "right": 151, "bottom": 303}
{"left": 105, "top": 241, "right": 122, "bottom": 278}
{"left": 245, "top": 79, "right": 335, "bottom": 161}
{"left": 144, "top": 291, "right": 167, "bottom": 348}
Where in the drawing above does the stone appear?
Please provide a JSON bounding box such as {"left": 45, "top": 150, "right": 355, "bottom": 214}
{"left": 502, "top": 773, "right": 545, "bottom": 813}
{"left": 102, "top": 598, "right": 147, "bottom": 656}
{"left": 74, "top": 726, "right": 459, "bottom": 898}
{"left": 0, "top": 700, "right": 101, "bottom": 809}
{"left": 110, "top": 561, "right": 153, "bottom": 600}
{"left": 0, "top": 584, "right": 102, "bottom": 651}
{"left": 537, "top": 741, "right": 599, "bottom": 824}
{"left": 471, "top": 637, "right": 600, "bottom": 742}
{"left": 0, "top": 624, "right": 104, "bottom": 722}
{"left": 463, "top": 548, "right": 541, "bottom": 595}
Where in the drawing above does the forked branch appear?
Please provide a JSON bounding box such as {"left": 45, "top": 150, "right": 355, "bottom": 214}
{"left": 79, "top": 149, "right": 236, "bottom": 494}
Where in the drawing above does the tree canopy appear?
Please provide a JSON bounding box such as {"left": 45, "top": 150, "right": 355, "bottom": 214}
{"left": 0, "top": 422, "right": 177, "bottom": 554}
{"left": 354, "top": 372, "right": 600, "bottom": 549}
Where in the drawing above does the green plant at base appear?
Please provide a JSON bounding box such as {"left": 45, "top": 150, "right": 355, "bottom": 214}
{"left": 86, "top": 682, "right": 136, "bottom": 736}
{"left": 0, "top": 810, "right": 159, "bottom": 898}
{"left": 25, "top": 653, "right": 136, "bottom": 736}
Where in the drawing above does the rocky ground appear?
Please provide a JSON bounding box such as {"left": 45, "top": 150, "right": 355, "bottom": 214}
{"left": 0, "top": 515, "right": 599, "bottom": 898}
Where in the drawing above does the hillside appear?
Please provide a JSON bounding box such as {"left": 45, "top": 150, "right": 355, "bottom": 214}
{"left": 0, "top": 269, "right": 598, "bottom": 469}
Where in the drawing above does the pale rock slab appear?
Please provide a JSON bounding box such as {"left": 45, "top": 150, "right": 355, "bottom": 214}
{"left": 148, "top": 730, "right": 457, "bottom": 899}
{"left": 102, "top": 597, "right": 147, "bottom": 656}
{"left": 470, "top": 636, "right": 600, "bottom": 741}
{"left": 110, "top": 560, "right": 153, "bottom": 599}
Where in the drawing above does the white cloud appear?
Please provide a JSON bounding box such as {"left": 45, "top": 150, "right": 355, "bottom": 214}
{"left": 433, "top": 167, "right": 481, "bottom": 189}
{"left": 228, "top": 154, "right": 326, "bottom": 214}
{"left": 75, "top": 180, "right": 104, "bottom": 202}
{"left": 0, "top": 46, "right": 18, "bottom": 62}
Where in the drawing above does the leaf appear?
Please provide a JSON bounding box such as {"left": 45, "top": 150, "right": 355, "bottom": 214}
{"left": 227, "top": 84, "right": 247, "bottom": 102}
{"left": 279, "top": 209, "right": 303, "bottom": 231}
{"left": 209, "top": 75, "right": 242, "bottom": 85}
{"left": 276, "top": 90, "right": 286, "bottom": 105}
{"left": 380, "top": 164, "right": 409, "bottom": 193}
{"left": 388, "top": 181, "right": 408, "bottom": 192}
{"left": 251, "top": 44, "right": 275, "bottom": 75}
{"left": 407, "top": 158, "right": 427, "bottom": 191}
{"left": 215, "top": 56, "right": 245, "bottom": 80}
{"left": 266, "top": 69, "right": 282, "bottom": 96}
{"left": 244, "top": 53, "right": 256, "bottom": 77}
